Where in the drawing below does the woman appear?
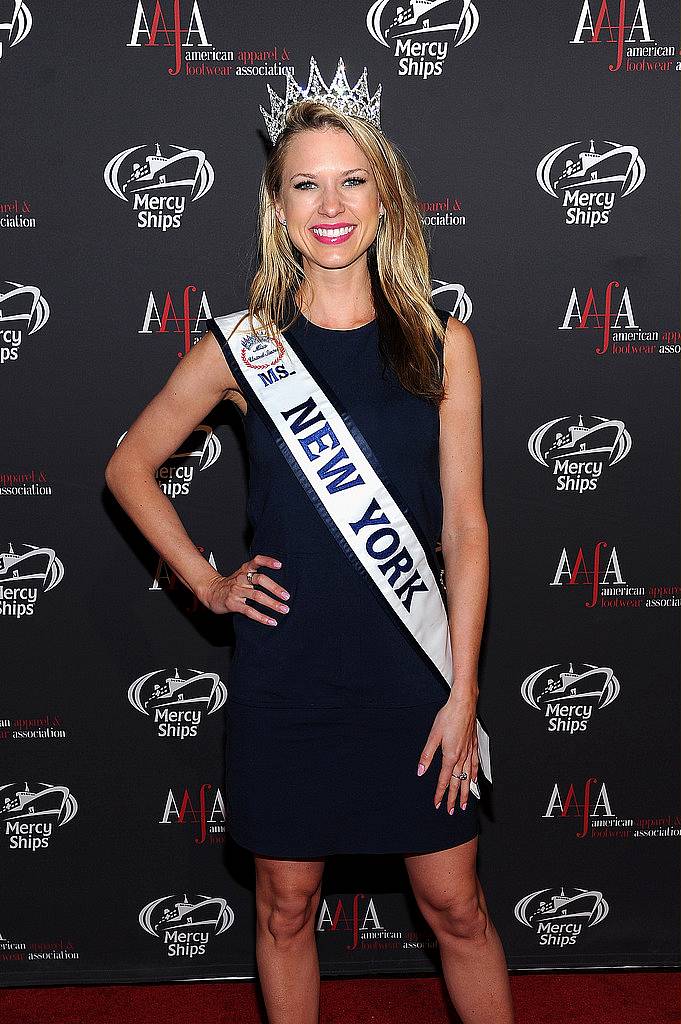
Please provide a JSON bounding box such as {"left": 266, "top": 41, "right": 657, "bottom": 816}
{"left": 105, "top": 56, "right": 514, "bottom": 1024}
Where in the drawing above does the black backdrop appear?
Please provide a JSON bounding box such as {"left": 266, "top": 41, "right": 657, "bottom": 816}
{"left": 2, "top": 0, "right": 680, "bottom": 988}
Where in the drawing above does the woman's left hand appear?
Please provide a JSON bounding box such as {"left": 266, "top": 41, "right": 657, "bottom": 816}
{"left": 417, "top": 695, "right": 479, "bottom": 813}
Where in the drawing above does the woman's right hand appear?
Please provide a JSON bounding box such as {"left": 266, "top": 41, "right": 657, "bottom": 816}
{"left": 197, "top": 554, "right": 289, "bottom": 626}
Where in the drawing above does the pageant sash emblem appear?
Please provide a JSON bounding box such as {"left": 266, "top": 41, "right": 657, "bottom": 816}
{"left": 210, "top": 309, "right": 492, "bottom": 799}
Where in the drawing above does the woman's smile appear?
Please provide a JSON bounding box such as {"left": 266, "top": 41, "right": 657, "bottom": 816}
{"left": 309, "top": 223, "right": 357, "bottom": 244}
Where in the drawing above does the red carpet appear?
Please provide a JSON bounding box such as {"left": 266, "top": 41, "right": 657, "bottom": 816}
{"left": 1, "top": 972, "right": 679, "bottom": 1024}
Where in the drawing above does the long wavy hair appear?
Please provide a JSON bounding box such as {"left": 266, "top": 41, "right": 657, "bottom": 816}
{"left": 239, "top": 99, "right": 446, "bottom": 404}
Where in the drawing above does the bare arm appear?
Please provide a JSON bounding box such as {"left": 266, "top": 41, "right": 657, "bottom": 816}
{"left": 104, "top": 330, "right": 248, "bottom": 604}
{"left": 438, "top": 315, "right": 489, "bottom": 704}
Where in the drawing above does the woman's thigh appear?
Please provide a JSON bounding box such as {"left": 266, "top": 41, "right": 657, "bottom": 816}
{"left": 403, "top": 836, "right": 485, "bottom": 922}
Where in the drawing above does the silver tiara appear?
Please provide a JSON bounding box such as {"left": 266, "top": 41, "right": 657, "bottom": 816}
{"left": 260, "top": 55, "right": 383, "bottom": 146}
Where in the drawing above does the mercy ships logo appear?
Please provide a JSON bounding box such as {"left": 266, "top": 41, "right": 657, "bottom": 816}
{"left": 521, "top": 662, "right": 621, "bottom": 733}
{"left": 536, "top": 138, "right": 646, "bottom": 226}
{"left": 431, "top": 279, "right": 473, "bottom": 323}
{"left": 104, "top": 141, "right": 214, "bottom": 230}
{"left": 0, "top": 282, "right": 50, "bottom": 365}
{"left": 366, "top": 0, "right": 479, "bottom": 78}
{"left": 139, "top": 893, "right": 234, "bottom": 958}
{"left": 515, "top": 886, "right": 609, "bottom": 946}
{"left": 0, "top": 1, "right": 32, "bottom": 62}
{"left": 128, "top": 667, "right": 227, "bottom": 738}
{"left": 1, "top": 781, "right": 78, "bottom": 851}
{"left": 0, "top": 541, "right": 65, "bottom": 617}
{"left": 528, "top": 414, "right": 632, "bottom": 492}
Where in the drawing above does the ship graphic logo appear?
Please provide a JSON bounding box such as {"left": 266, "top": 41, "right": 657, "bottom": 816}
{"left": 116, "top": 425, "right": 222, "bottom": 473}
{"left": 522, "top": 662, "right": 620, "bottom": 719}
{"left": 128, "top": 667, "right": 227, "bottom": 717}
{"left": 0, "top": 781, "right": 78, "bottom": 826}
{"left": 528, "top": 414, "right": 632, "bottom": 486}
{"left": 0, "top": 282, "right": 50, "bottom": 334}
{"left": 515, "top": 886, "right": 609, "bottom": 932}
{"left": 0, "top": 1, "right": 32, "bottom": 62}
{"left": 367, "top": 0, "right": 479, "bottom": 47}
{"left": 0, "top": 541, "right": 64, "bottom": 591}
{"left": 431, "top": 280, "right": 473, "bottom": 324}
{"left": 139, "top": 892, "right": 234, "bottom": 938}
{"left": 104, "top": 142, "right": 214, "bottom": 203}
{"left": 537, "top": 138, "right": 645, "bottom": 199}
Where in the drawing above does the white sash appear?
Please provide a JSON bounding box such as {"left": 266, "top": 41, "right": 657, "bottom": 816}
{"left": 210, "top": 308, "right": 491, "bottom": 800}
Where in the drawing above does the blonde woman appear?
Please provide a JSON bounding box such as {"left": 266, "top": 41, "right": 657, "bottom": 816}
{"left": 105, "top": 57, "right": 514, "bottom": 1024}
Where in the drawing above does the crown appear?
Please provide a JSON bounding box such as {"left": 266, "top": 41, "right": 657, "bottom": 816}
{"left": 260, "top": 55, "right": 383, "bottom": 146}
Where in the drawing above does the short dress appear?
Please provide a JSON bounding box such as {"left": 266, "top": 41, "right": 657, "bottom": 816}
{"left": 208, "top": 304, "right": 481, "bottom": 858}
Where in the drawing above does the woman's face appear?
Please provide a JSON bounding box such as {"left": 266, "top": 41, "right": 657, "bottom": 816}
{"left": 274, "top": 126, "right": 384, "bottom": 272}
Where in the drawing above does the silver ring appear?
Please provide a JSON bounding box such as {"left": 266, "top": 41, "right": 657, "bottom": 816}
{"left": 246, "top": 570, "right": 256, "bottom": 583}
{"left": 452, "top": 770, "right": 467, "bottom": 780}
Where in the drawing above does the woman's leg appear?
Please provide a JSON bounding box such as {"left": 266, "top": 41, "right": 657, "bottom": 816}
{"left": 254, "top": 853, "right": 326, "bottom": 1024}
{"left": 403, "top": 836, "right": 515, "bottom": 1023}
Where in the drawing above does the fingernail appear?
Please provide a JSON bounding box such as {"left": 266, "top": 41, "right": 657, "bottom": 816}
{"left": 268, "top": 618, "right": 277, "bottom": 625}
{"left": 461, "top": 802, "right": 467, "bottom": 810}
{"left": 274, "top": 561, "right": 282, "bottom": 567}
{"left": 417, "top": 763, "right": 425, "bottom": 776}
{"left": 281, "top": 590, "right": 290, "bottom": 599}
{"left": 449, "top": 806, "right": 455, "bottom": 815}
{"left": 435, "top": 800, "right": 441, "bottom": 809}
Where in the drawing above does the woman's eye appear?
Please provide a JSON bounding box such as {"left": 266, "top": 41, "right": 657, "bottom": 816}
{"left": 293, "top": 177, "right": 367, "bottom": 190}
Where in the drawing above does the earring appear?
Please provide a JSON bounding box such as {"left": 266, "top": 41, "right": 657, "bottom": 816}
{"left": 282, "top": 218, "right": 287, "bottom": 225}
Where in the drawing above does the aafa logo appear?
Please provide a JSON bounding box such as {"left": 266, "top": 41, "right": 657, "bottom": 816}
{"left": 127, "top": 1, "right": 212, "bottom": 76}
{"left": 551, "top": 540, "right": 625, "bottom": 607}
{"left": 543, "top": 777, "right": 615, "bottom": 837}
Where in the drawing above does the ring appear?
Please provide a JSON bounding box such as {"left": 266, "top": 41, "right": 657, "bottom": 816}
{"left": 246, "top": 570, "right": 256, "bottom": 583}
{"left": 452, "top": 770, "right": 467, "bottom": 780}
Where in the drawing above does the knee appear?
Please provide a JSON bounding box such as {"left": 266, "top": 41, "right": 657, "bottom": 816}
{"left": 257, "top": 886, "right": 319, "bottom": 946}
{"left": 425, "top": 893, "right": 489, "bottom": 945}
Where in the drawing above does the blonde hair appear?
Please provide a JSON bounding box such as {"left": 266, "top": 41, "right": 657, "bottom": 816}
{"left": 242, "top": 99, "right": 446, "bottom": 403}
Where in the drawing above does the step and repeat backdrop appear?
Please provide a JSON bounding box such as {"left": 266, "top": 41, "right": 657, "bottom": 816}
{"left": 2, "top": 0, "right": 681, "bottom": 989}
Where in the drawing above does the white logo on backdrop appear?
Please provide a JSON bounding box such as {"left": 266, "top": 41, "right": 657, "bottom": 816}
{"left": 0, "top": 1, "right": 32, "bottom": 61}
{"left": 528, "top": 414, "right": 632, "bottom": 490}
{"left": 515, "top": 886, "right": 609, "bottom": 945}
{"left": 521, "top": 662, "right": 620, "bottom": 732}
{"left": 1, "top": 781, "right": 78, "bottom": 850}
{"left": 139, "top": 893, "right": 234, "bottom": 957}
{"left": 537, "top": 139, "right": 645, "bottom": 225}
{"left": 431, "top": 279, "right": 473, "bottom": 323}
{"left": 128, "top": 668, "right": 227, "bottom": 738}
{"left": 367, "top": 0, "right": 479, "bottom": 77}
{"left": 104, "top": 143, "right": 214, "bottom": 228}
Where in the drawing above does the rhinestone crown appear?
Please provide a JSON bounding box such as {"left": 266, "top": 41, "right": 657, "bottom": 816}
{"left": 260, "top": 55, "right": 383, "bottom": 146}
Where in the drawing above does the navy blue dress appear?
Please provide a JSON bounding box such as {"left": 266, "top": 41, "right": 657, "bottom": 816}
{"left": 209, "top": 305, "right": 480, "bottom": 858}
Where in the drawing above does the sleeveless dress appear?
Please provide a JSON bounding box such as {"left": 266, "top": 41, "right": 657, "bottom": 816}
{"left": 208, "top": 304, "right": 481, "bottom": 858}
